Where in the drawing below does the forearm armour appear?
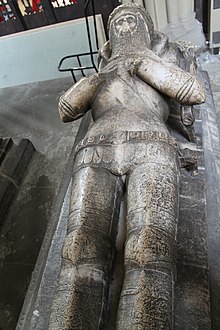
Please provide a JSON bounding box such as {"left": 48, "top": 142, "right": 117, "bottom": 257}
{"left": 135, "top": 53, "right": 205, "bottom": 105}
{"left": 58, "top": 74, "right": 103, "bottom": 122}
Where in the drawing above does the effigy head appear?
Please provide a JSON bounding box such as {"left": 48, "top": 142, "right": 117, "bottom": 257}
{"left": 108, "top": 4, "right": 154, "bottom": 56}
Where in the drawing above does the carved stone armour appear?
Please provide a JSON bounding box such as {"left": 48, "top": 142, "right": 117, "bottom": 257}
{"left": 49, "top": 4, "right": 206, "bottom": 330}
{"left": 74, "top": 139, "right": 179, "bottom": 177}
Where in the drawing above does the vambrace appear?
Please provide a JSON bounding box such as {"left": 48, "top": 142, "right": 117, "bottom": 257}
{"left": 135, "top": 55, "right": 205, "bottom": 105}
{"left": 58, "top": 74, "right": 103, "bottom": 122}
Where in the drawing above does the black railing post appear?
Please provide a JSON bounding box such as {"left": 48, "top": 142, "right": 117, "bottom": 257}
{"left": 91, "top": 0, "right": 99, "bottom": 50}
{"left": 84, "top": 0, "right": 98, "bottom": 72}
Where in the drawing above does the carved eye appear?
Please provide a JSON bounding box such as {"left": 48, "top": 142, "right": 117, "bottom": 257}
{"left": 117, "top": 19, "right": 124, "bottom": 26}
{"left": 127, "top": 16, "right": 135, "bottom": 24}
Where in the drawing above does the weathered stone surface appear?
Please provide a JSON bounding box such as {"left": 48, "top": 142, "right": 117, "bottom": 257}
{"left": 0, "top": 138, "right": 13, "bottom": 164}
{"left": 16, "top": 79, "right": 213, "bottom": 329}
{"left": 17, "top": 5, "right": 212, "bottom": 330}
{"left": 0, "top": 76, "right": 81, "bottom": 330}
{"left": 0, "top": 139, "right": 35, "bottom": 227}
{"left": 16, "top": 112, "right": 91, "bottom": 330}
{"left": 49, "top": 4, "right": 206, "bottom": 330}
{"left": 199, "top": 71, "right": 220, "bottom": 330}
{"left": 175, "top": 162, "right": 211, "bottom": 329}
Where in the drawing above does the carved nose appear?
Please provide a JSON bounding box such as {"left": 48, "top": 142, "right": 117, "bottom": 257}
{"left": 122, "top": 20, "right": 130, "bottom": 30}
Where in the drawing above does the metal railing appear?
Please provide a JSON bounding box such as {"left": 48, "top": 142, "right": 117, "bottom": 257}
{"left": 0, "top": 0, "right": 119, "bottom": 79}
{"left": 58, "top": 0, "right": 100, "bottom": 82}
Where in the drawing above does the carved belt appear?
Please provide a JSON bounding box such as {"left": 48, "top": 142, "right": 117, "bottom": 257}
{"left": 75, "top": 131, "right": 177, "bottom": 153}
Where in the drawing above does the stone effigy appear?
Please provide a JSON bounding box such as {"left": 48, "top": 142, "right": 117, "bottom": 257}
{"left": 49, "top": 4, "right": 205, "bottom": 329}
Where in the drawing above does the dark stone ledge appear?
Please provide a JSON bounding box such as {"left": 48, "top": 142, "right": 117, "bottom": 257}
{"left": 0, "top": 139, "right": 35, "bottom": 228}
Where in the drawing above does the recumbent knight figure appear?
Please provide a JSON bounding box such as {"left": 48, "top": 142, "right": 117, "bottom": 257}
{"left": 49, "top": 4, "right": 205, "bottom": 329}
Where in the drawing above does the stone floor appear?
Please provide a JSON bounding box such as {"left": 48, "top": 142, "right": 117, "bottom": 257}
{"left": 0, "top": 53, "right": 220, "bottom": 330}
{"left": 0, "top": 76, "right": 81, "bottom": 330}
{"left": 200, "top": 53, "right": 220, "bottom": 121}
{"left": 199, "top": 53, "right": 220, "bottom": 330}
